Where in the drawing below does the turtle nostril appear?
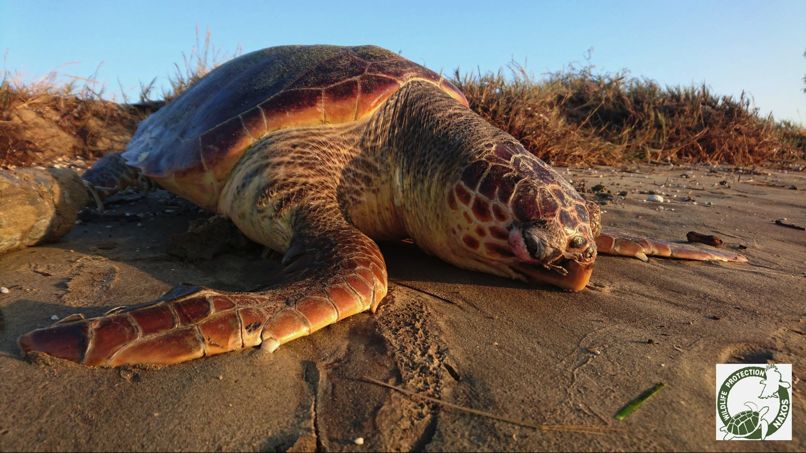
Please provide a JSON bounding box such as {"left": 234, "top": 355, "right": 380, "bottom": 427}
{"left": 524, "top": 233, "right": 541, "bottom": 258}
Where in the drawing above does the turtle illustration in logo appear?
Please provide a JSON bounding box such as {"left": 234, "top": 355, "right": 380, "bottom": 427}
{"left": 720, "top": 402, "right": 770, "bottom": 440}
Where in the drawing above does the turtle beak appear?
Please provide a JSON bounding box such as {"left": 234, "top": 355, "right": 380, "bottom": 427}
{"left": 507, "top": 225, "right": 595, "bottom": 291}
{"left": 514, "top": 259, "right": 593, "bottom": 292}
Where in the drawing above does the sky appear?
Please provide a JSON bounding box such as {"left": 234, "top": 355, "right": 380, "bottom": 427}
{"left": 1, "top": 0, "right": 804, "bottom": 124}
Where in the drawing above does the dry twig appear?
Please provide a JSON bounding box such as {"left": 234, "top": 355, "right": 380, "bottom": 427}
{"left": 359, "top": 376, "right": 622, "bottom": 435}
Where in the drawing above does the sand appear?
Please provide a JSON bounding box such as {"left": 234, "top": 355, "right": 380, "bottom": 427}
{"left": 0, "top": 165, "right": 803, "bottom": 451}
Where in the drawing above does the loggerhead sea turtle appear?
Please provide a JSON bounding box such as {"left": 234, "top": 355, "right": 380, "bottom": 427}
{"left": 16, "top": 45, "right": 746, "bottom": 367}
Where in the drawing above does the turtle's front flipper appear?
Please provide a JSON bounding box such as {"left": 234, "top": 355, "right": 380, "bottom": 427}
{"left": 595, "top": 229, "right": 747, "bottom": 263}
{"left": 18, "top": 208, "right": 387, "bottom": 367}
{"left": 257, "top": 207, "right": 387, "bottom": 353}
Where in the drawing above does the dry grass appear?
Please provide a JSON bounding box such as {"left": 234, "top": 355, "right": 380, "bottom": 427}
{"left": 454, "top": 65, "right": 805, "bottom": 167}
{"left": 0, "top": 67, "right": 140, "bottom": 168}
{"left": 0, "top": 29, "right": 235, "bottom": 169}
{"left": 1, "top": 43, "right": 803, "bottom": 169}
{"left": 139, "top": 29, "right": 240, "bottom": 104}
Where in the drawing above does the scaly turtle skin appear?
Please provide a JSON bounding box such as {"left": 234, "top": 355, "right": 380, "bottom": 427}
{"left": 16, "top": 45, "right": 746, "bottom": 367}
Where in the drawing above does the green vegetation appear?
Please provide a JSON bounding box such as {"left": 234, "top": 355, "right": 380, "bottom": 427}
{"left": 614, "top": 382, "right": 665, "bottom": 421}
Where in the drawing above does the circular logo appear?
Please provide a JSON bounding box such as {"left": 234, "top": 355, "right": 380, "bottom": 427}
{"left": 716, "top": 365, "right": 791, "bottom": 440}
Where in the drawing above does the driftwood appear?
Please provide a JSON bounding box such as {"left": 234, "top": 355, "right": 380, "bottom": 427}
{"left": 0, "top": 167, "right": 89, "bottom": 254}
{"left": 686, "top": 231, "right": 723, "bottom": 247}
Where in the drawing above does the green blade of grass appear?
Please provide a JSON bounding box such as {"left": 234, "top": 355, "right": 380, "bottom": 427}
{"left": 615, "top": 382, "right": 665, "bottom": 421}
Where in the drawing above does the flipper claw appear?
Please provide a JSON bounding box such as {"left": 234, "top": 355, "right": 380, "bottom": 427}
{"left": 82, "top": 180, "right": 105, "bottom": 213}
{"left": 261, "top": 337, "right": 280, "bottom": 353}
{"left": 54, "top": 313, "right": 85, "bottom": 324}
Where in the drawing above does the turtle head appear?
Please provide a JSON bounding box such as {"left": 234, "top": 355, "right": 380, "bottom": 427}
{"left": 505, "top": 208, "right": 597, "bottom": 291}
{"left": 443, "top": 143, "right": 599, "bottom": 291}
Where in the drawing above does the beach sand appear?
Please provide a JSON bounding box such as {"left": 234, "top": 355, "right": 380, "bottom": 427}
{"left": 0, "top": 165, "right": 803, "bottom": 451}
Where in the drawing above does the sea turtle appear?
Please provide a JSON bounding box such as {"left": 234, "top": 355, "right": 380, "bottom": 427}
{"left": 15, "top": 45, "right": 746, "bottom": 367}
{"left": 720, "top": 402, "right": 770, "bottom": 440}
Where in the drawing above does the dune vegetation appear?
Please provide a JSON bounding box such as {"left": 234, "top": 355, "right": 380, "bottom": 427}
{"left": 1, "top": 39, "right": 803, "bottom": 169}
{"left": 456, "top": 64, "right": 804, "bottom": 167}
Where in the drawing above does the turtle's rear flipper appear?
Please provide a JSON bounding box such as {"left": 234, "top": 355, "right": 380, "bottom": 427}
{"left": 82, "top": 152, "right": 153, "bottom": 209}
{"left": 595, "top": 229, "right": 747, "bottom": 263}
{"left": 0, "top": 153, "right": 147, "bottom": 255}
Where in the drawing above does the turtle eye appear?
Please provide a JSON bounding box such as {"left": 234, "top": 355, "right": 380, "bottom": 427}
{"left": 569, "top": 236, "right": 586, "bottom": 249}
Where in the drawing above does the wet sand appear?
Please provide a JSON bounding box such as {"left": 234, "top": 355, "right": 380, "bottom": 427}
{"left": 0, "top": 165, "right": 804, "bottom": 451}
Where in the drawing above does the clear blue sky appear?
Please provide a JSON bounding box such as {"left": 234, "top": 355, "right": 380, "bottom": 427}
{"left": 1, "top": 0, "right": 804, "bottom": 124}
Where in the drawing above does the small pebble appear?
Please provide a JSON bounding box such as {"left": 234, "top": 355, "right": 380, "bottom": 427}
{"left": 50, "top": 315, "right": 59, "bottom": 320}
{"left": 646, "top": 194, "right": 664, "bottom": 203}
{"left": 354, "top": 437, "right": 364, "bottom": 446}
{"left": 0, "top": 286, "right": 9, "bottom": 294}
